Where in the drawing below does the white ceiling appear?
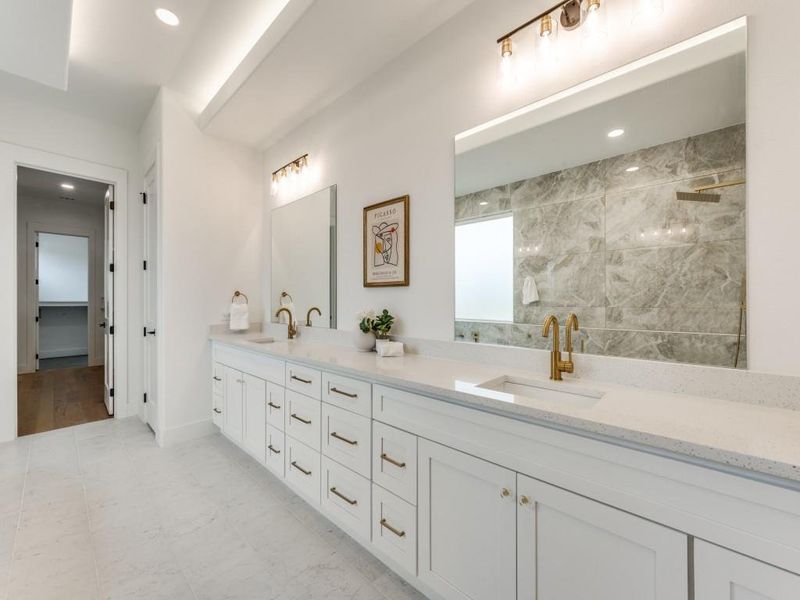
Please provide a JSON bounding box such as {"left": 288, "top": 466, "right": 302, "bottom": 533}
{"left": 0, "top": 0, "right": 302, "bottom": 131}
{"left": 0, "top": 0, "right": 73, "bottom": 89}
{"left": 17, "top": 166, "right": 109, "bottom": 206}
{"left": 201, "top": 0, "right": 476, "bottom": 148}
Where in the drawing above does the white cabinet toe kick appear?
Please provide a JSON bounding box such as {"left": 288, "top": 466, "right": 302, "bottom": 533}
{"left": 212, "top": 341, "right": 800, "bottom": 600}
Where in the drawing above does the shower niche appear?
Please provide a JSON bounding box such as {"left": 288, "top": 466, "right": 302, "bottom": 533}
{"left": 453, "top": 20, "right": 747, "bottom": 368}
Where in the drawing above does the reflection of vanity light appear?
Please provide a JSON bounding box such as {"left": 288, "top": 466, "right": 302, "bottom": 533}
{"left": 607, "top": 128, "right": 625, "bottom": 138}
{"left": 479, "top": 201, "right": 489, "bottom": 206}
{"left": 681, "top": 226, "right": 687, "bottom": 233}
{"left": 625, "top": 166, "right": 639, "bottom": 172}
{"left": 582, "top": 0, "right": 608, "bottom": 48}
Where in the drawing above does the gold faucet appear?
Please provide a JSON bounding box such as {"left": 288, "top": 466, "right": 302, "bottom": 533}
{"left": 275, "top": 307, "right": 297, "bottom": 339}
{"left": 564, "top": 313, "right": 579, "bottom": 366}
{"left": 542, "top": 314, "right": 574, "bottom": 381}
{"left": 305, "top": 307, "right": 321, "bottom": 327}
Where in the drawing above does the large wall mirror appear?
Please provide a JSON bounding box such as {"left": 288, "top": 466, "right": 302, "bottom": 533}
{"left": 454, "top": 21, "right": 746, "bottom": 368}
{"left": 272, "top": 185, "right": 337, "bottom": 329}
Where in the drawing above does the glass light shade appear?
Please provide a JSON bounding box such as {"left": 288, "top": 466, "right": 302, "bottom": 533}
{"left": 536, "top": 13, "right": 559, "bottom": 68}
{"left": 581, "top": 0, "right": 608, "bottom": 49}
{"left": 497, "top": 38, "right": 519, "bottom": 88}
{"left": 632, "top": 0, "right": 664, "bottom": 24}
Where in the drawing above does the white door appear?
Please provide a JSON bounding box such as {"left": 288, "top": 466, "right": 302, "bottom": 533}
{"left": 33, "top": 232, "right": 40, "bottom": 371}
{"left": 695, "top": 540, "right": 800, "bottom": 599}
{"left": 418, "top": 439, "right": 516, "bottom": 600}
{"left": 143, "top": 171, "right": 159, "bottom": 431}
{"left": 103, "top": 186, "right": 114, "bottom": 414}
{"left": 242, "top": 373, "right": 266, "bottom": 462}
{"left": 223, "top": 366, "right": 244, "bottom": 442}
{"left": 517, "top": 473, "right": 688, "bottom": 600}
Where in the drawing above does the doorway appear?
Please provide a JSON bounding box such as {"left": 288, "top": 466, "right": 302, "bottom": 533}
{"left": 16, "top": 166, "right": 115, "bottom": 435}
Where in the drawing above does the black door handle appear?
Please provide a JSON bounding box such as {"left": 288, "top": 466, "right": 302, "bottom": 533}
{"left": 98, "top": 322, "right": 106, "bottom": 328}
{"left": 146, "top": 330, "right": 156, "bottom": 335}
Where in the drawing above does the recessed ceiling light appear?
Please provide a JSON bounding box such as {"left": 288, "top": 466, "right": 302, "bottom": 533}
{"left": 607, "top": 128, "right": 625, "bottom": 138}
{"left": 625, "top": 166, "right": 639, "bottom": 172}
{"left": 60, "top": 183, "right": 74, "bottom": 190}
{"left": 155, "top": 8, "right": 180, "bottom": 26}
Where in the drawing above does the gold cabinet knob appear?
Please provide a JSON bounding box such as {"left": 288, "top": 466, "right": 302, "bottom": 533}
{"left": 519, "top": 495, "right": 531, "bottom": 506}
{"left": 500, "top": 487, "right": 512, "bottom": 498}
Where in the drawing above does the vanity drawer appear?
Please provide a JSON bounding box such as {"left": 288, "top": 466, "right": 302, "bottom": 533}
{"left": 321, "top": 456, "right": 371, "bottom": 541}
{"left": 285, "top": 362, "right": 321, "bottom": 399}
{"left": 321, "top": 403, "right": 371, "bottom": 478}
{"left": 215, "top": 345, "right": 284, "bottom": 385}
{"left": 372, "top": 484, "right": 417, "bottom": 575}
{"left": 265, "top": 425, "right": 284, "bottom": 478}
{"left": 322, "top": 372, "right": 372, "bottom": 417}
{"left": 285, "top": 390, "right": 321, "bottom": 451}
{"left": 266, "top": 383, "right": 285, "bottom": 431}
{"left": 372, "top": 421, "right": 417, "bottom": 505}
{"left": 285, "top": 437, "right": 320, "bottom": 505}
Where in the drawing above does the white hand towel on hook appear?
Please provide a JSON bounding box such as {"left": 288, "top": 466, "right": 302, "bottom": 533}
{"left": 229, "top": 291, "right": 250, "bottom": 331}
{"left": 522, "top": 276, "right": 540, "bottom": 305}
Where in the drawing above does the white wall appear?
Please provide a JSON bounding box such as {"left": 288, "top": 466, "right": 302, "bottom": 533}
{"left": 38, "top": 233, "right": 90, "bottom": 303}
{"left": 39, "top": 306, "right": 88, "bottom": 359}
{"left": 17, "top": 198, "right": 104, "bottom": 370}
{"left": 156, "top": 88, "right": 263, "bottom": 442}
{"left": 0, "top": 95, "right": 141, "bottom": 441}
{"left": 263, "top": 0, "right": 800, "bottom": 376}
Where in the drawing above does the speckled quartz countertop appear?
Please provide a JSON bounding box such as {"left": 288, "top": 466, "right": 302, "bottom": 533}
{"left": 210, "top": 332, "right": 800, "bottom": 485}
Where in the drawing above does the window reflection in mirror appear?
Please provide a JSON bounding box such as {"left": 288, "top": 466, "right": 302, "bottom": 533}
{"left": 454, "top": 21, "right": 747, "bottom": 368}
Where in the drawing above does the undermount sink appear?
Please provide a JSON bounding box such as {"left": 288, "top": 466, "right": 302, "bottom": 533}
{"left": 476, "top": 376, "right": 605, "bottom": 408}
{"left": 247, "top": 337, "right": 275, "bottom": 344}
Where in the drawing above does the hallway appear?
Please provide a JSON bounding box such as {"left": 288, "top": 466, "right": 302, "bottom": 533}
{"left": 17, "top": 366, "right": 109, "bottom": 436}
{"left": 0, "top": 419, "right": 422, "bottom": 599}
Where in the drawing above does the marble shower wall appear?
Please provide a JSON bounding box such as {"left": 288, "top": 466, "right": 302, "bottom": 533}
{"left": 455, "top": 124, "right": 747, "bottom": 368}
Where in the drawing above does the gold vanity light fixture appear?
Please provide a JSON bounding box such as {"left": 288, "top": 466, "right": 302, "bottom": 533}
{"left": 271, "top": 154, "right": 309, "bottom": 195}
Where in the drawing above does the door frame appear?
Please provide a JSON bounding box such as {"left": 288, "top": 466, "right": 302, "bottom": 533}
{"left": 142, "top": 155, "right": 165, "bottom": 440}
{"left": 26, "top": 224, "right": 101, "bottom": 369}
{"left": 3, "top": 142, "right": 130, "bottom": 442}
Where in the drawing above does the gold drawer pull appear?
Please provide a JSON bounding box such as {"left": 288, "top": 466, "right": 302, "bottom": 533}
{"left": 330, "top": 487, "right": 357, "bottom": 506}
{"left": 381, "top": 453, "right": 406, "bottom": 468}
{"left": 330, "top": 386, "right": 357, "bottom": 398}
{"left": 330, "top": 431, "right": 358, "bottom": 446}
{"left": 291, "top": 374, "right": 312, "bottom": 384}
{"left": 380, "top": 518, "right": 406, "bottom": 538}
{"left": 291, "top": 413, "right": 312, "bottom": 425}
{"left": 268, "top": 401, "right": 282, "bottom": 410}
{"left": 268, "top": 444, "right": 281, "bottom": 455}
{"left": 291, "top": 461, "right": 311, "bottom": 475}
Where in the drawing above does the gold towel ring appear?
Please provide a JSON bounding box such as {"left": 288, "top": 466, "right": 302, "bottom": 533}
{"left": 280, "top": 291, "right": 293, "bottom": 305}
{"left": 231, "top": 290, "right": 248, "bottom": 304}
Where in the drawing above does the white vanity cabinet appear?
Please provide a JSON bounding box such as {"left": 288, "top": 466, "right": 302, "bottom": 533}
{"left": 516, "top": 474, "right": 687, "bottom": 600}
{"left": 212, "top": 362, "right": 224, "bottom": 426}
{"left": 242, "top": 373, "right": 266, "bottom": 462}
{"left": 694, "top": 541, "right": 800, "bottom": 599}
{"left": 222, "top": 365, "right": 244, "bottom": 442}
{"left": 418, "top": 439, "right": 517, "bottom": 600}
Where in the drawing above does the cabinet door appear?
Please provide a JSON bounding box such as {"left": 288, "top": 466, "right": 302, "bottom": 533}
{"left": 695, "top": 540, "right": 800, "bottom": 599}
{"left": 418, "top": 439, "right": 516, "bottom": 600}
{"left": 223, "top": 366, "right": 243, "bottom": 442}
{"left": 517, "top": 474, "right": 687, "bottom": 600}
{"left": 242, "top": 374, "right": 266, "bottom": 462}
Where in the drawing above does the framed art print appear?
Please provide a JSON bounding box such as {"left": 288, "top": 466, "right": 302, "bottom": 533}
{"left": 363, "top": 195, "right": 409, "bottom": 287}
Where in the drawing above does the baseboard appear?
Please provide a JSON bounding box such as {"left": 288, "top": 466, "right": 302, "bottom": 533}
{"left": 39, "top": 349, "right": 88, "bottom": 359}
{"left": 159, "top": 418, "right": 216, "bottom": 448}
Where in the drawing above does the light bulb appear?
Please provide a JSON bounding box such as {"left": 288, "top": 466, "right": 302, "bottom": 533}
{"left": 632, "top": 0, "right": 664, "bottom": 24}
{"left": 582, "top": 0, "right": 607, "bottom": 49}
{"left": 498, "top": 38, "right": 519, "bottom": 89}
{"left": 536, "top": 13, "right": 559, "bottom": 68}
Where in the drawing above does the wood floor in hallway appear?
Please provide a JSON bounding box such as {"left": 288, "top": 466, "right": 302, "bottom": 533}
{"left": 17, "top": 366, "right": 110, "bottom": 436}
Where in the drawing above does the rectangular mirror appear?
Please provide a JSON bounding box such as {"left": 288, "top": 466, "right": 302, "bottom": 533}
{"left": 272, "top": 185, "right": 337, "bottom": 328}
{"left": 454, "top": 21, "right": 746, "bottom": 368}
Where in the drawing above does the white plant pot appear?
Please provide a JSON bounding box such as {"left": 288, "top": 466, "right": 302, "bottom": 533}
{"left": 354, "top": 330, "right": 376, "bottom": 352}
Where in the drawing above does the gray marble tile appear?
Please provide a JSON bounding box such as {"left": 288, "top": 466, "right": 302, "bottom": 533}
{"left": 453, "top": 321, "right": 511, "bottom": 345}
{"left": 604, "top": 136, "right": 687, "bottom": 193}
{"left": 515, "top": 252, "right": 605, "bottom": 308}
{"left": 581, "top": 328, "right": 745, "bottom": 368}
{"left": 513, "top": 306, "right": 605, "bottom": 330}
{"left": 606, "top": 169, "right": 745, "bottom": 251}
{"left": 605, "top": 241, "right": 745, "bottom": 309}
{"left": 684, "top": 124, "right": 746, "bottom": 179}
{"left": 606, "top": 306, "right": 744, "bottom": 335}
{"left": 510, "top": 160, "right": 606, "bottom": 210}
{"left": 455, "top": 186, "right": 510, "bottom": 221}
{"left": 514, "top": 196, "right": 605, "bottom": 257}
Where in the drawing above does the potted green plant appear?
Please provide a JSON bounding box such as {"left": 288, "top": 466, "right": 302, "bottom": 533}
{"left": 372, "top": 309, "right": 395, "bottom": 352}
{"left": 354, "top": 310, "right": 376, "bottom": 352}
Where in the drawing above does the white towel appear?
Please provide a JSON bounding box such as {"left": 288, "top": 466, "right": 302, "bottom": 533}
{"left": 229, "top": 302, "right": 249, "bottom": 331}
{"left": 522, "top": 276, "right": 540, "bottom": 305}
{"left": 376, "top": 341, "right": 404, "bottom": 357}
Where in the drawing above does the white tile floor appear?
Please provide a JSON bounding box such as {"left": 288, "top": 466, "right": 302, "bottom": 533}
{"left": 0, "top": 418, "right": 427, "bottom": 600}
